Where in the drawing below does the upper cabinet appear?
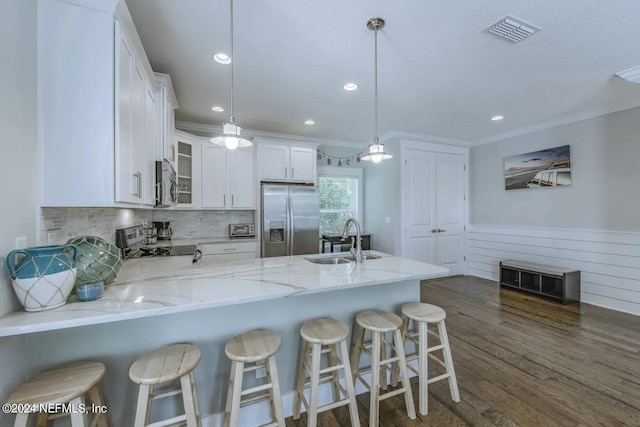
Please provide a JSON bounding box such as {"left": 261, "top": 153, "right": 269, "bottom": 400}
{"left": 174, "top": 131, "right": 202, "bottom": 209}
{"left": 202, "top": 143, "right": 255, "bottom": 209}
{"left": 39, "top": 0, "right": 171, "bottom": 208}
{"left": 155, "top": 73, "right": 178, "bottom": 164}
{"left": 257, "top": 142, "right": 317, "bottom": 184}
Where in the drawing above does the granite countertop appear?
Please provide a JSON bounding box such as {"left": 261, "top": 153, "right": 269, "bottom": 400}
{"left": 0, "top": 251, "right": 448, "bottom": 337}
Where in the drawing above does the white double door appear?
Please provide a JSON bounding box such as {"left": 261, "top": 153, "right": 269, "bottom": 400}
{"left": 403, "top": 149, "right": 466, "bottom": 276}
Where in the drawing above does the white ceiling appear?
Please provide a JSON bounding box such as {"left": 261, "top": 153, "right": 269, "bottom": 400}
{"left": 125, "top": 0, "right": 640, "bottom": 145}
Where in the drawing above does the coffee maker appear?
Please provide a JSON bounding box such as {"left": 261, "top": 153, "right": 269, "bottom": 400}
{"left": 153, "top": 221, "right": 173, "bottom": 240}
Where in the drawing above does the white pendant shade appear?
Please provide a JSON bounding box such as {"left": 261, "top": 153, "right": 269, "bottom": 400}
{"left": 210, "top": 119, "right": 253, "bottom": 150}
{"left": 361, "top": 141, "right": 393, "bottom": 163}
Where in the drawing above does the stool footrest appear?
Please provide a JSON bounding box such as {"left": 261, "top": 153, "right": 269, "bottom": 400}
{"left": 243, "top": 363, "right": 266, "bottom": 373}
{"left": 147, "top": 414, "right": 187, "bottom": 427}
{"left": 240, "top": 382, "right": 272, "bottom": 397}
{"left": 427, "top": 344, "right": 445, "bottom": 353}
{"left": 318, "top": 397, "right": 351, "bottom": 413}
{"left": 152, "top": 387, "right": 182, "bottom": 400}
{"left": 428, "top": 372, "right": 451, "bottom": 384}
{"left": 241, "top": 391, "right": 271, "bottom": 405}
{"left": 379, "top": 387, "right": 409, "bottom": 401}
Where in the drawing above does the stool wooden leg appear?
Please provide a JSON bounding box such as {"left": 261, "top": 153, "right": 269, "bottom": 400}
{"left": 35, "top": 413, "right": 48, "bottom": 427}
{"left": 180, "top": 372, "right": 200, "bottom": 426}
{"left": 308, "top": 343, "right": 322, "bottom": 427}
{"left": 339, "top": 340, "right": 361, "bottom": 427}
{"left": 14, "top": 413, "right": 29, "bottom": 427}
{"left": 350, "top": 322, "right": 365, "bottom": 386}
{"left": 438, "top": 321, "right": 460, "bottom": 403}
{"left": 226, "top": 361, "right": 244, "bottom": 427}
{"left": 133, "top": 384, "right": 152, "bottom": 427}
{"left": 394, "top": 328, "right": 416, "bottom": 420}
{"left": 69, "top": 396, "right": 88, "bottom": 427}
{"left": 329, "top": 344, "right": 341, "bottom": 401}
{"left": 266, "top": 356, "right": 285, "bottom": 427}
{"left": 87, "top": 384, "right": 110, "bottom": 427}
{"left": 293, "top": 339, "right": 309, "bottom": 420}
{"left": 418, "top": 320, "right": 429, "bottom": 415}
{"left": 189, "top": 371, "right": 202, "bottom": 425}
{"left": 369, "top": 331, "right": 381, "bottom": 427}
{"left": 380, "top": 337, "right": 388, "bottom": 391}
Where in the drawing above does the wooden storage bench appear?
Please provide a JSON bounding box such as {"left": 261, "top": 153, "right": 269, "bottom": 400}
{"left": 499, "top": 260, "right": 580, "bottom": 304}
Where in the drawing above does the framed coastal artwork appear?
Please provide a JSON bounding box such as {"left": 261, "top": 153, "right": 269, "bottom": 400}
{"left": 504, "top": 145, "right": 571, "bottom": 190}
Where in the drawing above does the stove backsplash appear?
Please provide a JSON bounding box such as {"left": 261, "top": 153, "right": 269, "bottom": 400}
{"left": 39, "top": 208, "right": 255, "bottom": 245}
{"left": 39, "top": 208, "right": 153, "bottom": 245}
{"left": 152, "top": 210, "right": 254, "bottom": 239}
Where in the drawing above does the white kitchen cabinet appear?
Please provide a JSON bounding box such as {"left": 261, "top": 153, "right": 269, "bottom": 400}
{"left": 199, "top": 241, "right": 257, "bottom": 262}
{"left": 155, "top": 73, "right": 178, "bottom": 164}
{"left": 143, "top": 81, "right": 158, "bottom": 205}
{"left": 257, "top": 142, "right": 316, "bottom": 184}
{"left": 201, "top": 144, "right": 227, "bottom": 208}
{"left": 202, "top": 144, "right": 255, "bottom": 209}
{"left": 39, "top": 0, "right": 162, "bottom": 207}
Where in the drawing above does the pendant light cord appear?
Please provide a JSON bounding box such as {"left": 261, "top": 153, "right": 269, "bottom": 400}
{"left": 229, "top": 0, "right": 234, "bottom": 120}
{"left": 374, "top": 26, "right": 378, "bottom": 143}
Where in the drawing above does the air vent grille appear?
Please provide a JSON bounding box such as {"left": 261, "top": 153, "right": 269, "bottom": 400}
{"left": 486, "top": 16, "right": 540, "bottom": 43}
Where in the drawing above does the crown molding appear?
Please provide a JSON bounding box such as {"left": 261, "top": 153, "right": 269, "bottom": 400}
{"left": 380, "top": 130, "right": 473, "bottom": 147}
{"left": 175, "top": 121, "right": 366, "bottom": 149}
{"left": 56, "top": 0, "right": 120, "bottom": 13}
{"left": 474, "top": 97, "right": 640, "bottom": 145}
{"left": 615, "top": 65, "right": 640, "bottom": 83}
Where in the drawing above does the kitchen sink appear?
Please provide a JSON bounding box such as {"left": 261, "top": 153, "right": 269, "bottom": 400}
{"left": 305, "top": 257, "right": 353, "bottom": 265}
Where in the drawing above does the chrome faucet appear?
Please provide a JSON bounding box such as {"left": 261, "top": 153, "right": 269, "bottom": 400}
{"left": 342, "top": 217, "right": 363, "bottom": 263}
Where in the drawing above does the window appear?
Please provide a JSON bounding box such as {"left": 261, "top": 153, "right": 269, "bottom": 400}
{"left": 318, "top": 166, "right": 363, "bottom": 236}
{"left": 556, "top": 171, "right": 571, "bottom": 186}
{"left": 540, "top": 172, "right": 552, "bottom": 186}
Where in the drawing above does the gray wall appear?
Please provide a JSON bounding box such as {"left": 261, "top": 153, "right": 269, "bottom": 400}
{"left": 0, "top": 0, "right": 37, "bottom": 422}
{"left": 363, "top": 142, "right": 401, "bottom": 255}
{"left": 470, "top": 107, "right": 640, "bottom": 231}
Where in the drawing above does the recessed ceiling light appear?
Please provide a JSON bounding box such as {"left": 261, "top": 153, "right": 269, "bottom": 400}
{"left": 211, "top": 106, "right": 224, "bottom": 112}
{"left": 304, "top": 120, "right": 315, "bottom": 125}
{"left": 491, "top": 115, "right": 504, "bottom": 121}
{"left": 343, "top": 83, "right": 358, "bottom": 91}
{"left": 213, "top": 53, "right": 231, "bottom": 64}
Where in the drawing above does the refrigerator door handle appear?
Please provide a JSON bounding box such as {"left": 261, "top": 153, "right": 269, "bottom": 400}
{"left": 287, "top": 193, "right": 293, "bottom": 256}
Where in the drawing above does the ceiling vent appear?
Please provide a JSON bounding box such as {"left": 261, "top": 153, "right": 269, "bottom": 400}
{"left": 486, "top": 16, "right": 540, "bottom": 43}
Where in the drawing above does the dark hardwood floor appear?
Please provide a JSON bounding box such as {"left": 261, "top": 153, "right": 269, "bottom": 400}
{"left": 285, "top": 276, "right": 640, "bottom": 426}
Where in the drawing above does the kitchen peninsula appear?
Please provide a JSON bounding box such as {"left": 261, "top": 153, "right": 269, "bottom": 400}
{"left": 0, "top": 252, "right": 447, "bottom": 425}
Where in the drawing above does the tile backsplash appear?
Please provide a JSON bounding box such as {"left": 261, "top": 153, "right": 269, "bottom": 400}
{"left": 39, "top": 208, "right": 255, "bottom": 245}
{"left": 39, "top": 208, "right": 153, "bottom": 245}
{"left": 153, "top": 210, "right": 254, "bottom": 239}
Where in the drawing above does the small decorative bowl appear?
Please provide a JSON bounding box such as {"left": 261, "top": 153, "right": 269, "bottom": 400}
{"left": 66, "top": 236, "right": 122, "bottom": 286}
{"left": 76, "top": 282, "right": 104, "bottom": 301}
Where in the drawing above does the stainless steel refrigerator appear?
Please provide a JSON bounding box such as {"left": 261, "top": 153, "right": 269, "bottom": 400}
{"left": 261, "top": 183, "right": 320, "bottom": 257}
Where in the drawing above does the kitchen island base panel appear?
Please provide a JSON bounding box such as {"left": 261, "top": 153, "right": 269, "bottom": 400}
{"left": 18, "top": 280, "right": 419, "bottom": 427}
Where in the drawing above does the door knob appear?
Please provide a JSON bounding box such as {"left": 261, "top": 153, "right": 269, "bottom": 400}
{"left": 431, "top": 229, "right": 438, "bottom": 233}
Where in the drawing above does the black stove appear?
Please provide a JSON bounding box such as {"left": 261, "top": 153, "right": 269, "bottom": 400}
{"left": 115, "top": 225, "right": 195, "bottom": 259}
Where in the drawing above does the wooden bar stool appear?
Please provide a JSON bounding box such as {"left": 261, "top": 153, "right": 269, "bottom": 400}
{"left": 351, "top": 310, "right": 415, "bottom": 427}
{"left": 292, "top": 318, "right": 360, "bottom": 427}
{"left": 224, "top": 329, "right": 285, "bottom": 427}
{"left": 129, "top": 343, "right": 202, "bottom": 427}
{"left": 8, "top": 360, "right": 110, "bottom": 427}
{"left": 400, "top": 302, "right": 460, "bottom": 415}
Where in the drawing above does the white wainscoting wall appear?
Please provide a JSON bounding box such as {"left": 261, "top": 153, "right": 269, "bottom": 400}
{"left": 467, "top": 224, "right": 640, "bottom": 316}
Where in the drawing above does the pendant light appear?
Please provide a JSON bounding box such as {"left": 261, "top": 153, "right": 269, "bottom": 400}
{"left": 361, "top": 17, "right": 392, "bottom": 164}
{"left": 210, "top": 0, "right": 252, "bottom": 150}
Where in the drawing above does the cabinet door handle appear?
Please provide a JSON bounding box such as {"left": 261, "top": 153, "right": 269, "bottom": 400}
{"left": 231, "top": 194, "right": 234, "bottom": 206}
{"left": 223, "top": 194, "right": 226, "bottom": 206}
{"left": 138, "top": 172, "right": 142, "bottom": 199}
{"left": 438, "top": 228, "right": 446, "bottom": 233}
{"left": 223, "top": 247, "right": 237, "bottom": 252}
{"left": 284, "top": 167, "right": 287, "bottom": 178}
{"left": 132, "top": 172, "right": 141, "bottom": 197}
{"left": 292, "top": 167, "right": 294, "bottom": 178}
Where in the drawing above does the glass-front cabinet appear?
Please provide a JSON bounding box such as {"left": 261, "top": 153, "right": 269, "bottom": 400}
{"left": 177, "top": 141, "right": 192, "bottom": 205}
